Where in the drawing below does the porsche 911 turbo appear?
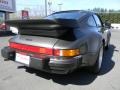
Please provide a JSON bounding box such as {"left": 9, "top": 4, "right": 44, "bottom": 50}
{"left": 1, "top": 10, "right": 111, "bottom": 74}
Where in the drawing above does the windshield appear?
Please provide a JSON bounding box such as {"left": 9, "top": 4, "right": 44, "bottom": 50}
{"left": 45, "top": 12, "right": 86, "bottom": 20}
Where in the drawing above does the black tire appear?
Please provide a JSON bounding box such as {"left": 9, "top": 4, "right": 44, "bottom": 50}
{"left": 105, "top": 44, "right": 109, "bottom": 50}
{"left": 90, "top": 45, "right": 103, "bottom": 74}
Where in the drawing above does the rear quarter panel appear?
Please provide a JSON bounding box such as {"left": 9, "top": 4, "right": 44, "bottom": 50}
{"left": 53, "top": 27, "right": 103, "bottom": 66}
{"left": 53, "top": 27, "right": 103, "bottom": 53}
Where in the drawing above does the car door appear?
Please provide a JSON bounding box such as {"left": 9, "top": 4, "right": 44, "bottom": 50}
{"left": 93, "top": 14, "right": 108, "bottom": 45}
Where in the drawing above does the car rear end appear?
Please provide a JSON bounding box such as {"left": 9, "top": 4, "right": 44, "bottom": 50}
{"left": 1, "top": 18, "right": 83, "bottom": 74}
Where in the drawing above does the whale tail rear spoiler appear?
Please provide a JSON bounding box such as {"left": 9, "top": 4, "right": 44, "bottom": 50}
{"left": 5, "top": 19, "right": 78, "bottom": 37}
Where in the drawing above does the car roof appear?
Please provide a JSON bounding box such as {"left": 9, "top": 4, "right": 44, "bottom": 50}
{"left": 46, "top": 10, "right": 95, "bottom": 20}
{"left": 52, "top": 10, "right": 95, "bottom": 15}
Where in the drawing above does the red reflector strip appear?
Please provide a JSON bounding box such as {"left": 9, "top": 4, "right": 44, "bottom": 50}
{"left": 10, "top": 42, "right": 53, "bottom": 55}
{"left": 53, "top": 49, "right": 60, "bottom": 56}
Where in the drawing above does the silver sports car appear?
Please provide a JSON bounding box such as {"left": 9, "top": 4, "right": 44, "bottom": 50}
{"left": 1, "top": 10, "right": 111, "bottom": 74}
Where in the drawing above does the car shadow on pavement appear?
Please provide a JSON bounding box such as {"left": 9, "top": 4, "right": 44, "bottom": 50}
{"left": 24, "top": 67, "right": 97, "bottom": 85}
{"left": 99, "top": 44, "right": 115, "bottom": 75}
{"left": 18, "top": 44, "right": 115, "bottom": 85}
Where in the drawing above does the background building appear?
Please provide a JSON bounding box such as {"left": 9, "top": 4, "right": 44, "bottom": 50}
{"left": 0, "top": 0, "right": 16, "bottom": 31}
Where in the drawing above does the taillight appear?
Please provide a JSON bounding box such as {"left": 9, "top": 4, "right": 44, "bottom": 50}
{"left": 9, "top": 42, "right": 53, "bottom": 55}
{"left": 54, "top": 49, "right": 80, "bottom": 57}
{"left": 9, "top": 42, "right": 80, "bottom": 57}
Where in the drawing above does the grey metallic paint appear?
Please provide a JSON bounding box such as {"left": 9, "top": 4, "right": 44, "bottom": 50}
{"left": 7, "top": 10, "right": 111, "bottom": 74}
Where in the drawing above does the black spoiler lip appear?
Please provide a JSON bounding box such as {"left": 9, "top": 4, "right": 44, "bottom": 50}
{"left": 5, "top": 19, "right": 58, "bottom": 26}
{"left": 5, "top": 19, "right": 79, "bottom": 29}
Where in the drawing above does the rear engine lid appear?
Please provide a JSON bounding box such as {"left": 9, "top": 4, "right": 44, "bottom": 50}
{"left": 10, "top": 35, "right": 59, "bottom": 49}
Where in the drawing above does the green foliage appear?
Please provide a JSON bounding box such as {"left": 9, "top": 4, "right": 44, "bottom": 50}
{"left": 98, "top": 13, "right": 120, "bottom": 23}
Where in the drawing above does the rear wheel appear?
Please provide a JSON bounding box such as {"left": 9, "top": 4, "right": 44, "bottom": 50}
{"left": 90, "top": 45, "right": 103, "bottom": 74}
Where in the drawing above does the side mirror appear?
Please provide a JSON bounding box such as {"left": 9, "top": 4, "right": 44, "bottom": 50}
{"left": 104, "top": 21, "right": 111, "bottom": 29}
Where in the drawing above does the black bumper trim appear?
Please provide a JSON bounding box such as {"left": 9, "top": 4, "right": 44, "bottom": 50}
{"left": 29, "top": 56, "right": 82, "bottom": 74}
{"left": 1, "top": 46, "right": 15, "bottom": 60}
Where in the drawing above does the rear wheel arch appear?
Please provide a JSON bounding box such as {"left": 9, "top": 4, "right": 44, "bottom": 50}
{"left": 88, "top": 43, "right": 104, "bottom": 74}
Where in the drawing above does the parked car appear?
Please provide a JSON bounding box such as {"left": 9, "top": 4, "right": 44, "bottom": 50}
{"left": 1, "top": 10, "right": 111, "bottom": 74}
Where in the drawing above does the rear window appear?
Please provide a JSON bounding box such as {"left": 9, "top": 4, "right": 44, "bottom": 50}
{"left": 19, "top": 28, "right": 76, "bottom": 41}
{"left": 45, "top": 12, "right": 86, "bottom": 20}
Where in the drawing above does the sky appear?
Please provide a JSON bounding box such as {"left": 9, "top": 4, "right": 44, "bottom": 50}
{"left": 16, "top": 0, "right": 120, "bottom": 11}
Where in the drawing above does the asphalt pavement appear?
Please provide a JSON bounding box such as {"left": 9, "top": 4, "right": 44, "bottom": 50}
{"left": 0, "top": 29, "right": 120, "bottom": 90}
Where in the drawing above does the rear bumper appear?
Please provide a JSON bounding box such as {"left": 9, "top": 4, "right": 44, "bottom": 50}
{"left": 29, "top": 56, "right": 82, "bottom": 74}
{"left": 1, "top": 47, "right": 82, "bottom": 74}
